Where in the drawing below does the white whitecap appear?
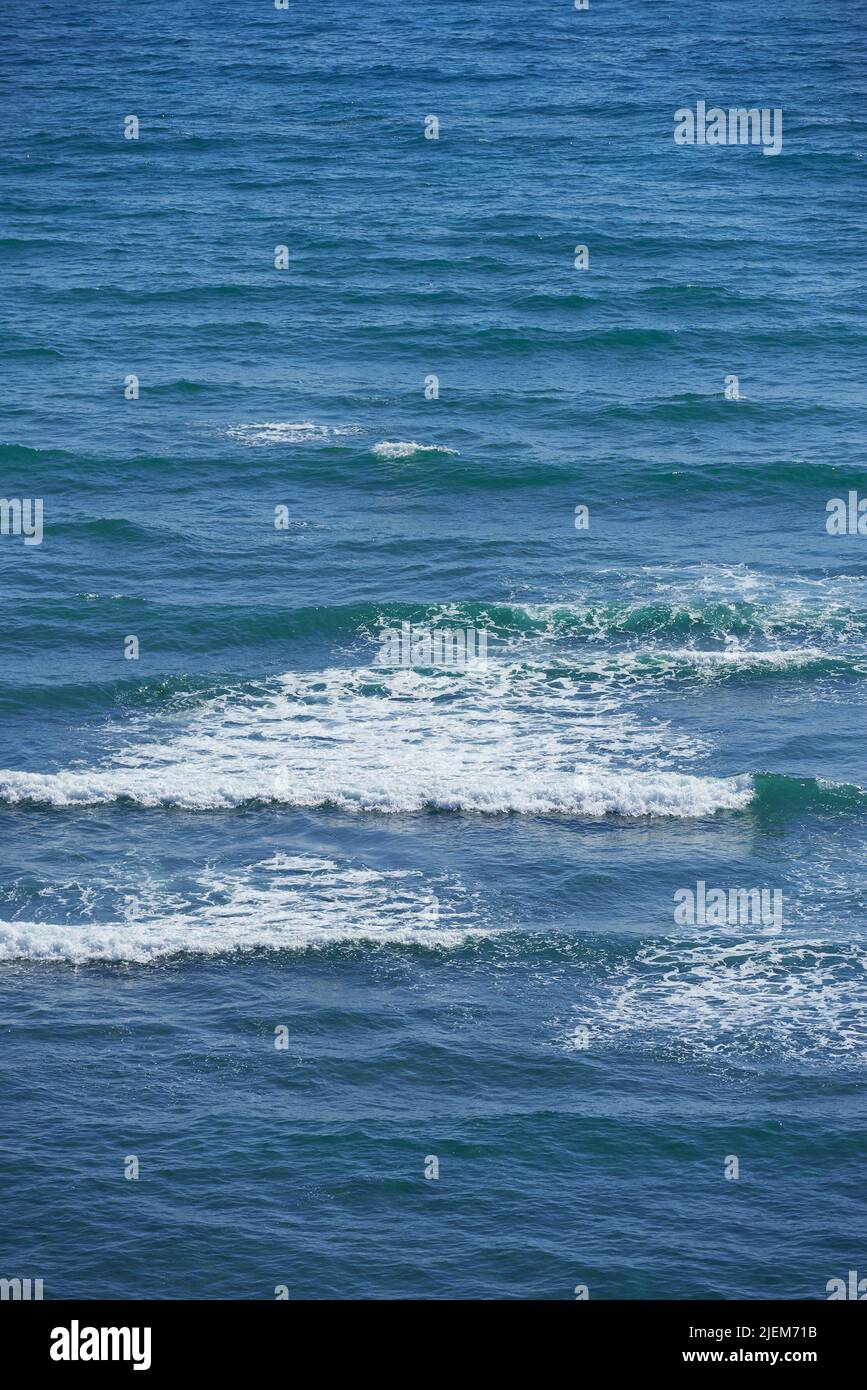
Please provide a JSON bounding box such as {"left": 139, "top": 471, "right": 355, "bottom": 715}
{"left": 567, "top": 935, "right": 867, "bottom": 1062}
{"left": 0, "top": 856, "right": 484, "bottom": 964}
{"left": 226, "top": 421, "right": 362, "bottom": 446}
{"left": 370, "top": 440, "right": 460, "bottom": 459}
{"left": 0, "top": 663, "right": 750, "bottom": 817}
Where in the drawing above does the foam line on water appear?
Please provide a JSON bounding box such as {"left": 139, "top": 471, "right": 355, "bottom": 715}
{"left": 0, "top": 854, "right": 488, "bottom": 963}
{"left": 0, "top": 663, "right": 746, "bottom": 816}
{"left": 566, "top": 934, "right": 867, "bottom": 1062}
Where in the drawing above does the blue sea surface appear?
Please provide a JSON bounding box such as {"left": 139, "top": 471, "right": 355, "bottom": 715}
{"left": 1, "top": 0, "right": 866, "bottom": 1299}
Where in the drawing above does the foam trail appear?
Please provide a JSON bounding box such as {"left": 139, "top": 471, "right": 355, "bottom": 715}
{"left": 371, "top": 440, "right": 460, "bottom": 458}
{"left": 0, "top": 764, "right": 753, "bottom": 815}
{"left": 0, "top": 855, "right": 487, "bottom": 963}
{"left": 568, "top": 935, "right": 867, "bottom": 1061}
{"left": 226, "top": 421, "right": 362, "bottom": 446}
{"left": 0, "top": 662, "right": 755, "bottom": 815}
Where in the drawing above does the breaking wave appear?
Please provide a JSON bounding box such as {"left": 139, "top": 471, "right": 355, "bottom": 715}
{"left": 0, "top": 854, "right": 486, "bottom": 963}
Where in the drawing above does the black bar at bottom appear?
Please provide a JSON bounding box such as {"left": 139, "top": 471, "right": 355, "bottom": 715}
{"left": 1, "top": 1299, "right": 862, "bottom": 1375}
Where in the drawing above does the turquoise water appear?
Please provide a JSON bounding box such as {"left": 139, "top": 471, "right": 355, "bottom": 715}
{"left": 1, "top": 0, "right": 866, "bottom": 1299}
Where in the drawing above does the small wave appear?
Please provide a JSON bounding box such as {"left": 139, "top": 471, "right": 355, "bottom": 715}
{"left": 370, "top": 440, "right": 460, "bottom": 459}
{"left": 751, "top": 772, "right": 867, "bottom": 818}
{"left": 363, "top": 597, "right": 867, "bottom": 647}
{"left": 10, "top": 594, "right": 863, "bottom": 650}
{"left": 226, "top": 421, "right": 362, "bottom": 446}
{"left": 1, "top": 761, "right": 860, "bottom": 821}
{"left": 0, "top": 654, "right": 722, "bottom": 819}
{"left": 0, "top": 855, "right": 487, "bottom": 964}
{"left": 571, "top": 647, "right": 866, "bottom": 686}
{"left": 148, "top": 378, "right": 211, "bottom": 395}
{"left": 0, "top": 761, "right": 752, "bottom": 818}
{"left": 52, "top": 516, "right": 176, "bottom": 543}
{"left": 568, "top": 933, "right": 867, "bottom": 1062}
{"left": 0, "top": 344, "right": 65, "bottom": 360}
{"left": 0, "top": 674, "right": 224, "bottom": 717}
{"left": 0, "top": 647, "right": 859, "bottom": 821}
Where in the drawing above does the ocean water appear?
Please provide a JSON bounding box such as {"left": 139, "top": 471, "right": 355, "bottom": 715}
{"left": 1, "top": 0, "right": 866, "bottom": 1300}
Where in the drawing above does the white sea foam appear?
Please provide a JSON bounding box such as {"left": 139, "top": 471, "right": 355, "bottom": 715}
{"left": 0, "top": 664, "right": 749, "bottom": 817}
{"left": 568, "top": 935, "right": 867, "bottom": 1061}
{"left": 226, "top": 421, "right": 362, "bottom": 446}
{"left": 0, "top": 855, "right": 486, "bottom": 963}
{"left": 370, "top": 440, "right": 460, "bottom": 459}
{"left": 573, "top": 646, "right": 846, "bottom": 684}
{"left": 0, "top": 765, "right": 752, "bottom": 815}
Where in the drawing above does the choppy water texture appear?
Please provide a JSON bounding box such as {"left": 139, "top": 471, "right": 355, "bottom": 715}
{"left": 1, "top": 0, "right": 866, "bottom": 1299}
